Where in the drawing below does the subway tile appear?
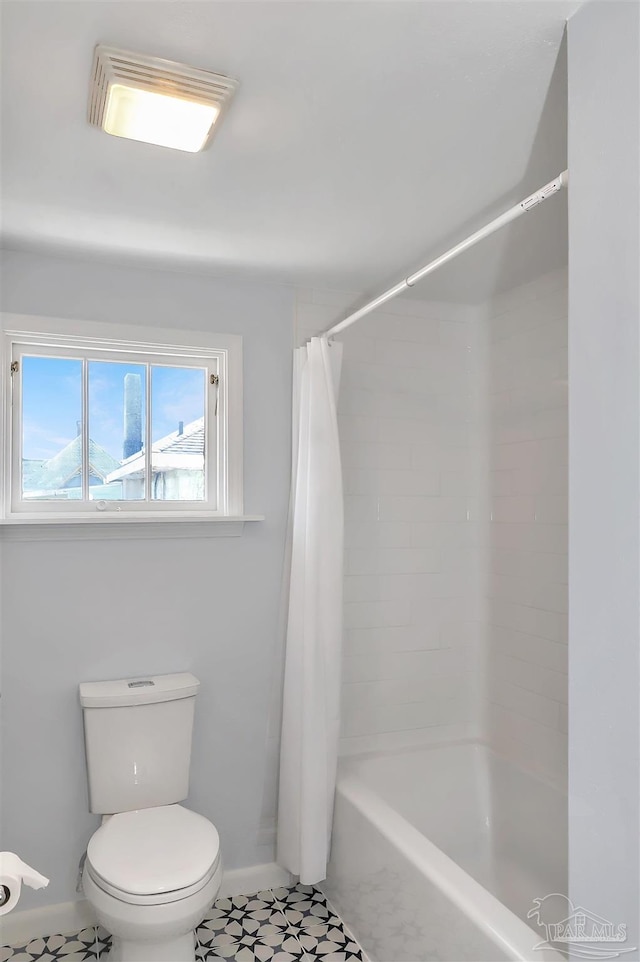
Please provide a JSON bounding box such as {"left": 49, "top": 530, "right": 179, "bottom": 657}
{"left": 492, "top": 437, "right": 567, "bottom": 472}
{"left": 382, "top": 299, "right": 473, "bottom": 323}
{"left": 436, "top": 423, "right": 472, "bottom": 448}
{"left": 488, "top": 268, "right": 567, "bottom": 318}
{"left": 344, "top": 519, "right": 415, "bottom": 548}
{"left": 372, "top": 297, "right": 460, "bottom": 321}
{"left": 488, "top": 678, "right": 561, "bottom": 729}
{"left": 338, "top": 414, "right": 379, "bottom": 443}
{"left": 343, "top": 573, "right": 415, "bottom": 603}
{"left": 374, "top": 339, "right": 447, "bottom": 369}
{"left": 409, "top": 571, "right": 467, "bottom": 603}
{"left": 530, "top": 580, "right": 568, "bottom": 614}
{"left": 490, "top": 496, "right": 536, "bottom": 523}
{"left": 379, "top": 469, "right": 441, "bottom": 497}
{"left": 492, "top": 320, "right": 567, "bottom": 369}
{"left": 488, "top": 599, "right": 566, "bottom": 643}
{"left": 365, "top": 313, "right": 441, "bottom": 342}
{"left": 491, "top": 390, "right": 512, "bottom": 416}
{"left": 440, "top": 545, "right": 478, "bottom": 578}
{"left": 489, "top": 625, "right": 568, "bottom": 673}
{"left": 490, "top": 290, "right": 568, "bottom": 344}
{"left": 378, "top": 495, "right": 470, "bottom": 523}
{"left": 340, "top": 359, "right": 393, "bottom": 392}
{"left": 344, "top": 599, "right": 411, "bottom": 629}
{"left": 437, "top": 391, "right": 474, "bottom": 423}
{"left": 492, "top": 548, "right": 568, "bottom": 585}
{"left": 378, "top": 417, "right": 441, "bottom": 446}
{"left": 344, "top": 670, "right": 465, "bottom": 704}
{"left": 496, "top": 655, "right": 568, "bottom": 704}
{"left": 339, "top": 333, "right": 378, "bottom": 363}
{"left": 342, "top": 690, "right": 471, "bottom": 737}
{"left": 340, "top": 386, "right": 438, "bottom": 419}
{"left": 346, "top": 547, "right": 440, "bottom": 576}
{"left": 343, "top": 468, "right": 440, "bottom": 497}
{"left": 491, "top": 470, "right": 514, "bottom": 496}
{"left": 487, "top": 705, "right": 568, "bottom": 787}
{"left": 344, "top": 647, "right": 468, "bottom": 684}
{"left": 340, "top": 439, "right": 413, "bottom": 473}
{"left": 339, "top": 721, "right": 480, "bottom": 756}
{"left": 492, "top": 409, "right": 537, "bottom": 446}
{"left": 534, "top": 495, "right": 568, "bottom": 524}
{"left": 440, "top": 469, "right": 473, "bottom": 496}
{"left": 343, "top": 494, "right": 380, "bottom": 522}
{"left": 422, "top": 445, "right": 471, "bottom": 473}
{"left": 529, "top": 406, "right": 568, "bottom": 440}
{"left": 557, "top": 702, "right": 568, "bottom": 733}
{"left": 489, "top": 573, "right": 534, "bottom": 607}
{"left": 438, "top": 320, "right": 472, "bottom": 348}
{"left": 398, "top": 362, "right": 471, "bottom": 397}
{"left": 345, "top": 624, "right": 447, "bottom": 656}
{"left": 490, "top": 521, "right": 567, "bottom": 554}
{"left": 439, "top": 620, "right": 478, "bottom": 647}
{"left": 509, "top": 380, "right": 568, "bottom": 416}
{"left": 411, "top": 521, "right": 481, "bottom": 549}
{"left": 510, "top": 461, "right": 568, "bottom": 497}
{"left": 491, "top": 351, "right": 565, "bottom": 394}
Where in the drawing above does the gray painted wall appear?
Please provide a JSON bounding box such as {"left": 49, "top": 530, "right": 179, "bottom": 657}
{"left": 568, "top": 2, "right": 640, "bottom": 953}
{"left": 0, "top": 249, "right": 294, "bottom": 907}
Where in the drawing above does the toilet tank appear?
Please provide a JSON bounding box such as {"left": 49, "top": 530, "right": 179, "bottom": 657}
{"left": 79, "top": 672, "right": 200, "bottom": 815}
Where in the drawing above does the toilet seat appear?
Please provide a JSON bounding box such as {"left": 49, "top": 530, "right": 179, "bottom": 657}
{"left": 86, "top": 804, "right": 220, "bottom": 906}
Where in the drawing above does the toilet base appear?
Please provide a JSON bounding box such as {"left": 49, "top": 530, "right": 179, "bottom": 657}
{"left": 103, "top": 931, "right": 195, "bottom": 962}
{"left": 82, "top": 857, "right": 222, "bottom": 962}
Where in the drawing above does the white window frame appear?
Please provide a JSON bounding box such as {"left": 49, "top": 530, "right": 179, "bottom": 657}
{"left": 0, "top": 315, "right": 248, "bottom": 526}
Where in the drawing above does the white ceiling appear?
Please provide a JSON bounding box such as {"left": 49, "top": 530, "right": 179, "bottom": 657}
{"left": 0, "top": 1, "right": 579, "bottom": 303}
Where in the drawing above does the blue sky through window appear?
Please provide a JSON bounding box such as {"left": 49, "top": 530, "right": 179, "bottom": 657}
{"left": 22, "top": 356, "right": 206, "bottom": 462}
{"left": 22, "top": 356, "right": 82, "bottom": 461}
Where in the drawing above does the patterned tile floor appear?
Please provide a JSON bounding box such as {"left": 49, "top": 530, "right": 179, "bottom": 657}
{"left": 1, "top": 884, "right": 364, "bottom": 962}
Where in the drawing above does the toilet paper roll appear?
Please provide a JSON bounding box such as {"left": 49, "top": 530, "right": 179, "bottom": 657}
{"left": 0, "top": 853, "right": 49, "bottom": 916}
{"left": 0, "top": 876, "right": 22, "bottom": 917}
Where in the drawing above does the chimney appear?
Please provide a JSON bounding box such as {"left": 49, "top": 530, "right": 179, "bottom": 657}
{"left": 178, "top": 421, "right": 184, "bottom": 436}
{"left": 123, "top": 373, "right": 143, "bottom": 459}
{"left": 76, "top": 420, "right": 82, "bottom": 437}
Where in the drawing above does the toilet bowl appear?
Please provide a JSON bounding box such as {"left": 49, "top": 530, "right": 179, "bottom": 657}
{"left": 83, "top": 804, "right": 222, "bottom": 962}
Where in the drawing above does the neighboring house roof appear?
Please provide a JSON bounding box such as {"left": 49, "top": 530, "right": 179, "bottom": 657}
{"left": 23, "top": 436, "right": 120, "bottom": 494}
{"left": 157, "top": 418, "right": 204, "bottom": 455}
{"left": 105, "top": 417, "right": 205, "bottom": 483}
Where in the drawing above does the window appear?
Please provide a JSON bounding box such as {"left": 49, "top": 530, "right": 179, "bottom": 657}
{"left": 1, "top": 317, "right": 244, "bottom": 523}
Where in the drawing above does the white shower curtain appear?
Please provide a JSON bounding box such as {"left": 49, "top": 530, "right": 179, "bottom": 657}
{"left": 277, "top": 335, "right": 344, "bottom": 885}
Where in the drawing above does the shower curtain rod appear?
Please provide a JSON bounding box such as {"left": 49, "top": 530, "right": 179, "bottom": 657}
{"left": 324, "top": 170, "right": 569, "bottom": 339}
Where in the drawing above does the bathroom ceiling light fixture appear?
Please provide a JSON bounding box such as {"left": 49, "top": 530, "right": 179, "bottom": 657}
{"left": 88, "top": 45, "right": 238, "bottom": 152}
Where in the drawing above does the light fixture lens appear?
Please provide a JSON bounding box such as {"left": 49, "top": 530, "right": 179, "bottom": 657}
{"left": 103, "top": 84, "right": 220, "bottom": 152}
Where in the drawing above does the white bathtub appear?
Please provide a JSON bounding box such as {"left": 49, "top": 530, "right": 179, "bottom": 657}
{"left": 323, "top": 742, "right": 567, "bottom": 962}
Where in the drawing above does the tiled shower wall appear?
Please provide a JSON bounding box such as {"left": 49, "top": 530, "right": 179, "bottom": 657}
{"left": 295, "top": 270, "right": 567, "bottom": 778}
{"left": 482, "top": 267, "right": 568, "bottom": 788}
{"left": 296, "top": 289, "right": 481, "bottom": 755}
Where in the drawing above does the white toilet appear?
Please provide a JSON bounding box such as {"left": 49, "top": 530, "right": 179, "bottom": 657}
{"left": 79, "top": 672, "right": 222, "bottom": 962}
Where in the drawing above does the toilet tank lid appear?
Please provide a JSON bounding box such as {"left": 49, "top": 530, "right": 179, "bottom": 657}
{"left": 79, "top": 672, "right": 200, "bottom": 708}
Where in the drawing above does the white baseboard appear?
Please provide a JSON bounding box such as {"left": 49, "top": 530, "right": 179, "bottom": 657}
{"left": 0, "top": 862, "right": 295, "bottom": 947}
{"left": 0, "top": 898, "right": 97, "bottom": 947}
{"left": 219, "top": 862, "right": 294, "bottom": 898}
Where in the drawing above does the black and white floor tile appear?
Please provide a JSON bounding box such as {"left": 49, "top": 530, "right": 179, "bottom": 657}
{"left": 1, "top": 885, "right": 364, "bottom": 962}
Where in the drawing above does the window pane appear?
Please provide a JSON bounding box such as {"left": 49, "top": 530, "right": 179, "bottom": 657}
{"left": 88, "top": 361, "right": 147, "bottom": 501}
{"left": 151, "top": 366, "right": 206, "bottom": 501}
{"left": 21, "top": 356, "right": 83, "bottom": 501}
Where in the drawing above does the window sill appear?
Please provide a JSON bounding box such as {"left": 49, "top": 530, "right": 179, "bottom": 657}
{"left": 0, "top": 514, "right": 265, "bottom": 541}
